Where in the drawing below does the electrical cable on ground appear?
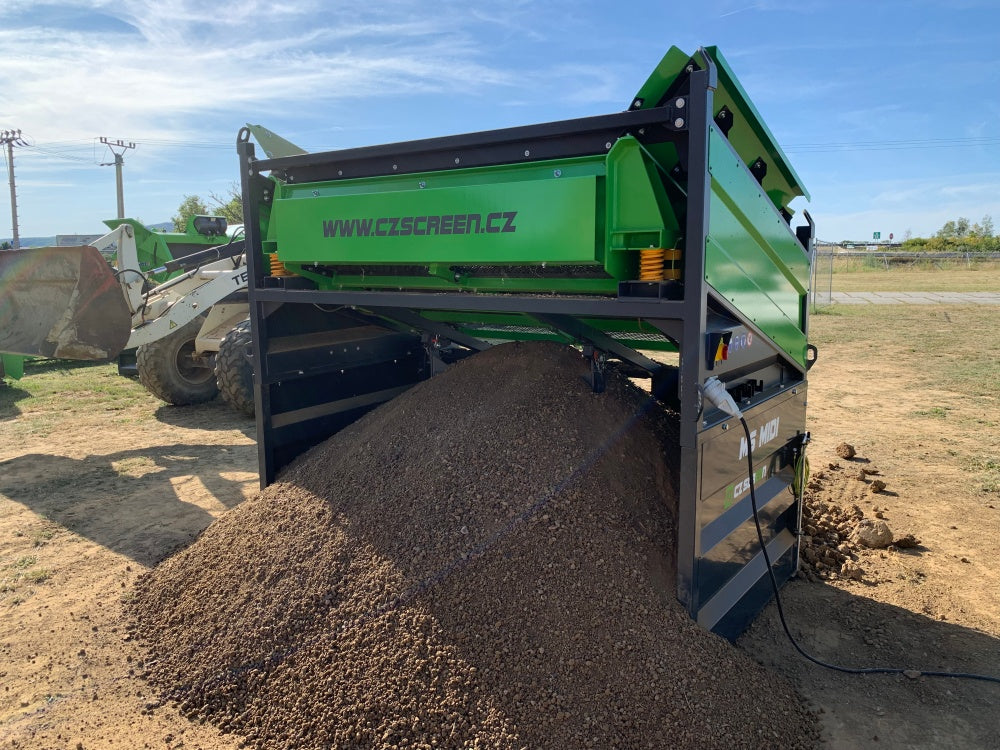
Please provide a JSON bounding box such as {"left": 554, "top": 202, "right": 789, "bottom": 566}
{"left": 739, "top": 416, "right": 1000, "bottom": 686}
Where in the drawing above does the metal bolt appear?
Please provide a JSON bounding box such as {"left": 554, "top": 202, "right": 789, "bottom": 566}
{"left": 676, "top": 98, "right": 685, "bottom": 108}
{"left": 392, "top": 164, "right": 398, "bottom": 171}
{"left": 312, "top": 190, "right": 319, "bottom": 196}
{"left": 524, "top": 150, "right": 531, "bottom": 157}
{"left": 337, "top": 170, "right": 343, "bottom": 176}
{"left": 638, "top": 128, "right": 645, "bottom": 135}
{"left": 454, "top": 157, "right": 460, "bottom": 164}
{"left": 605, "top": 141, "right": 612, "bottom": 149}
{"left": 418, "top": 181, "right": 426, "bottom": 189}
{"left": 674, "top": 118, "right": 685, "bottom": 128}
{"left": 553, "top": 169, "right": 562, "bottom": 178}
{"left": 686, "top": 64, "right": 694, "bottom": 73}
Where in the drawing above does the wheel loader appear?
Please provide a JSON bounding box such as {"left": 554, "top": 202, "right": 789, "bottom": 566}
{"left": 0, "top": 125, "right": 305, "bottom": 411}
{"left": 0, "top": 214, "right": 254, "bottom": 413}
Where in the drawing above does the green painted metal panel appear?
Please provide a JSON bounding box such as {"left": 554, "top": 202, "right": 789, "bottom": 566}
{"left": 270, "top": 173, "right": 598, "bottom": 266}
{"left": 632, "top": 46, "right": 808, "bottom": 214}
{"left": 1, "top": 353, "right": 25, "bottom": 380}
{"left": 606, "top": 137, "right": 681, "bottom": 259}
{"left": 704, "top": 127, "right": 808, "bottom": 366}
{"left": 706, "top": 46, "right": 809, "bottom": 211}
{"left": 270, "top": 140, "right": 682, "bottom": 296}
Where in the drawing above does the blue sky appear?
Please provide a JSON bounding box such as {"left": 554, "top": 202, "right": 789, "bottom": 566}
{"left": 1, "top": 0, "right": 997, "bottom": 241}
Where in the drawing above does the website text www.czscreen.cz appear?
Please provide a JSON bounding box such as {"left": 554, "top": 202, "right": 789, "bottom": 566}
{"left": 322, "top": 212, "right": 517, "bottom": 238}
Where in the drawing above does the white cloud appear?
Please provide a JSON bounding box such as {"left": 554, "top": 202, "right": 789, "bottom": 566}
{"left": 0, "top": 1, "right": 520, "bottom": 145}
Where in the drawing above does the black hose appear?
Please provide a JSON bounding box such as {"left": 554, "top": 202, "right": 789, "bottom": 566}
{"left": 741, "top": 417, "right": 1000, "bottom": 685}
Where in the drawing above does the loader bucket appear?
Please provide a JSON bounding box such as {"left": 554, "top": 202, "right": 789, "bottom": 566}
{"left": 0, "top": 245, "right": 131, "bottom": 360}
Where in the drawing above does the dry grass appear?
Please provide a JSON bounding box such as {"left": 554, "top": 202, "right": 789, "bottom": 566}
{"left": 819, "top": 257, "right": 1000, "bottom": 293}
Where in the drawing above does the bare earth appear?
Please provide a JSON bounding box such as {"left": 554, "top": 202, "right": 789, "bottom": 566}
{"left": 1, "top": 304, "right": 998, "bottom": 749}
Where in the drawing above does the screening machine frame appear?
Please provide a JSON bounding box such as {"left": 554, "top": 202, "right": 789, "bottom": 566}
{"left": 237, "top": 47, "right": 815, "bottom": 639}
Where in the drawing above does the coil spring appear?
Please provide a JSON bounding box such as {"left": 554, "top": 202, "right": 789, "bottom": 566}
{"left": 639, "top": 248, "right": 665, "bottom": 281}
{"left": 269, "top": 253, "right": 293, "bottom": 277}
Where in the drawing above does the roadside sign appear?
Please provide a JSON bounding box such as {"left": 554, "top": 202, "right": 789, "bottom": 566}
{"left": 873, "top": 231, "right": 881, "bottom": 240}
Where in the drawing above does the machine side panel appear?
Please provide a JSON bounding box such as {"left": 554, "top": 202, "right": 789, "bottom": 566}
{"left": 270, "top": 176, "right": 598, "bottom": 266}
{"left": 694, "top": 387, "right": 806, "bottom": 637}
{"left": 705, "top": 127, "right": 809, "bottom": 368}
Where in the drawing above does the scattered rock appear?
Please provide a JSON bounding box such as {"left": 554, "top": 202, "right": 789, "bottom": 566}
{"left": 869, "top": 480, "right": 887, "bottom": 493}
{"left": 835, "top": 443, "right": 857, "bottom": 460}
{"left": 840, "top": 561, "right": 865, "bottom": 581}
{"left": 853, "top": 519, "right": 894, "bottom": 549}
{"left": 893, "top": 534, "right": 921, "bottom": 549}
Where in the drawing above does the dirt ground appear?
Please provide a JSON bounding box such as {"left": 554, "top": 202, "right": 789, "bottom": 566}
{"left": 1, "top": 304, "right": 998, "bottom": 749}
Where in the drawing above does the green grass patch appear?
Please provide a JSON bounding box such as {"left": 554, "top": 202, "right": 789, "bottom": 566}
{"left": 1, "top": 362, "right": 150, "bottom": 420}
{"left": 32, "top": 528, "right": 57, "bottom": 547}
{"left": 911, "top": 406, "right": 950, "bottom": 419}
{"left": 23, "top": 568, "right": 52, "bottom": 584}
{"left": 966, "top": 456, "right": 1000, "bottom": 494}
{"left": 12, "top": 555, "right": 37, "bottom": 569}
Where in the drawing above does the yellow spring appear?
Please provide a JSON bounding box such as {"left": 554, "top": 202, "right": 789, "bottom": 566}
{"left": 269, "top": 253, "right": 294, "bottom": 277}
{"left": 663, "top": 247, "right": 682, "bottom": 281}
{"left": 639, "top": 248, "right": 665, "bottom": 281}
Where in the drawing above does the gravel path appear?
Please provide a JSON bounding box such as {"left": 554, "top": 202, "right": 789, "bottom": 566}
{"left": 129, "top": 340, "right": 819, "bottom": 749}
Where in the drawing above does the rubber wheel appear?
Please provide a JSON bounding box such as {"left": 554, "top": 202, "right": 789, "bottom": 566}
{"left": 137, "top": 315, "right": 219, "bottom": 405}
{"left": 214, "top": 319, "right": 255, "bottom": 418}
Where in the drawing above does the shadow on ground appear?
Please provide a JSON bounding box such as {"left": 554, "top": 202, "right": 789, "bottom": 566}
{"left": 154, "top": 400, "right": 255, "bottom": 435}
{"left": 738, "top": 579, "right": 1000, "bottom": 749}
{"left": 0, "top": 442, "right": 257, "bottom": 566}
{"left": 0, "top": 383, "right": 32, "bottom": 415}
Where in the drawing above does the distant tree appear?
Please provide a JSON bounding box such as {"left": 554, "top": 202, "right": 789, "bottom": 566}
{"left": 172, "top": 195, "right": 209, "bottom": 232}
{"left": 0, "top": 240, "right": 11, "bottom": 251}
{"left": 925, "top": 214, "right": 1000, "bottom": 252}
{"left": 936, "top": 220, "right": 956, "bottom": 239}
{"left": 903, "top": 229, "right": 912, "bottom": 241}
{"left": 971, "top": 214, "right": 994, "bottom": 238}
{"left": 207, "top": 183, "right": 243, "bottom": 225}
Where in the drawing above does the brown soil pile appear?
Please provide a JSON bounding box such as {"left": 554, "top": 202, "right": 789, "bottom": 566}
{"left": 129, "top": 341, "right": 819, "bottom": 749}
{"left": 800, "top": 458, "right": 919, "bottom": 582}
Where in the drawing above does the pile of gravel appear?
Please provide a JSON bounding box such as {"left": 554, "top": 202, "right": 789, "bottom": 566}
{"left": 129, "top": 341, "right": 818, "bottom": 749}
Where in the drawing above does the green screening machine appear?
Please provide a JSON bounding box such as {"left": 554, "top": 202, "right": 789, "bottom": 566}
{"left": 237, "top": 46, "right": 815, "bottom": 639}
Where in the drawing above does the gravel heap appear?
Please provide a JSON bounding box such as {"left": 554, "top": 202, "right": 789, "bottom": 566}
{"left": 129, "top": 341, "right": 818, "bottom": 749}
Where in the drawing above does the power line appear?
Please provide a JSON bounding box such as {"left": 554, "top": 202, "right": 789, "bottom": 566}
{"left": 99, "top": 138, "right": 136, "bottom": 219}
{"left": 783, "top": 135, "right": 1000, "bottom": 154}
{"left": 1, "top": 130, "right": 28, "bottom": 250}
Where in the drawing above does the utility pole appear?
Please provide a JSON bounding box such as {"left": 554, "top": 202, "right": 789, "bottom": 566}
{"left": 1, "top": 129, "right": 27, "bottom": 250}
{"left": 99, "top": 137, "right": 136, "bottom": 219}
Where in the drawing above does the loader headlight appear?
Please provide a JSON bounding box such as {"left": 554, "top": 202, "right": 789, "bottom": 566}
{"left": 192, "top": 216, "right": 228, "bottom": 237}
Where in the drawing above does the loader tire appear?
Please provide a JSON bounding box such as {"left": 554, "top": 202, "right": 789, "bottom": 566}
{"left": 215, "top": 319, "right": 255, "bottom": 418}
{"left": 137, "top": 315, "right": 219, "bottom": 405}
